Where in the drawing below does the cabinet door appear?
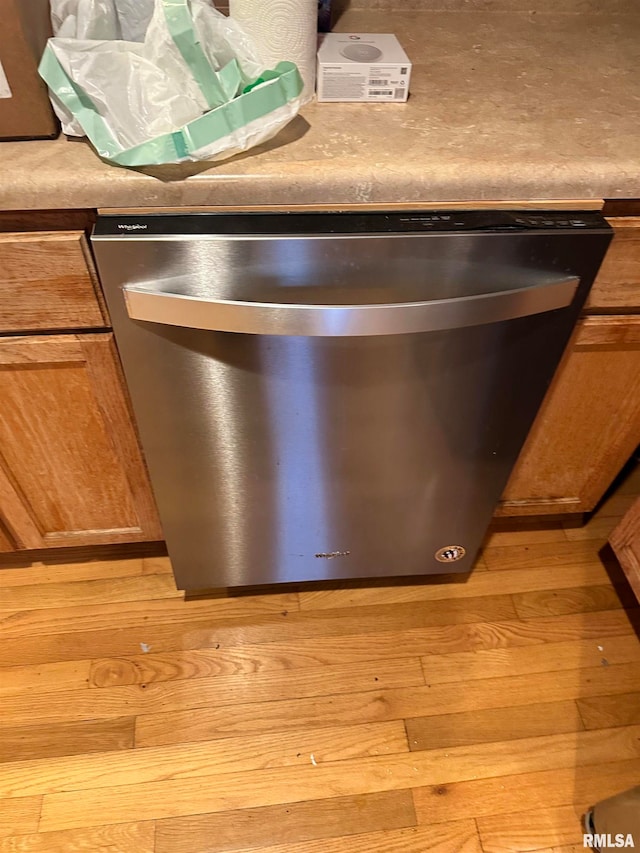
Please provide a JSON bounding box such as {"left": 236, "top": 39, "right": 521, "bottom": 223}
{"left": 610, "top": 496, "right": 640, "bottom": 602}
{"left": 498, "top": 316, "right": 640, "bottom": 517}
{"left": 0, "top": 333, "right": 162, "bottom": 549}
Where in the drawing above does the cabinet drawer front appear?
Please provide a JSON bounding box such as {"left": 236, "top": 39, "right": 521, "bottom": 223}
{"left": 587, "top": 218, "right": 640, "bottom": 312}
{"left": 0, "top": 231, "right": 106, "bottom": 333}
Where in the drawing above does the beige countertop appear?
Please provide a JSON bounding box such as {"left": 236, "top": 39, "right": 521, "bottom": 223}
{"left": 1, "top": 7, "right": 639, "bottom": 210}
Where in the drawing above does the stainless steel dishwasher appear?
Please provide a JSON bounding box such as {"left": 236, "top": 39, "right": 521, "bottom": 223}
{"left": 92, "top": 211, "right": 612, "bottom": 591}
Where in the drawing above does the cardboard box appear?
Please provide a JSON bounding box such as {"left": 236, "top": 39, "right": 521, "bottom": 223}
{"left": 317, "top": 33, "right": 411, "bottom": 103}
{"left": 0, "top": 0, "right": 58, "bottom": 140}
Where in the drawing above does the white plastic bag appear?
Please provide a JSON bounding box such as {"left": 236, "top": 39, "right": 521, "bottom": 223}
{"left": 39, "top": 0, "right": 304, "bottom": 166}
{"left": 51, "top": 0, "right": 153, "bottom": 41}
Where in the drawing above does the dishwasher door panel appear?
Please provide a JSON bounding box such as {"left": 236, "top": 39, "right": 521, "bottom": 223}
{"left": 99, "top": 302, "right": 569, "bottom": 589}
{"left": 92, "top": 219, "right": 611, "bottom": 590}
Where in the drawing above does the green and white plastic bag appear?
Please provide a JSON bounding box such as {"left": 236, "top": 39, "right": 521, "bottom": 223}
{"left": 39, "top": 0, "right": 304, "bottom": 166}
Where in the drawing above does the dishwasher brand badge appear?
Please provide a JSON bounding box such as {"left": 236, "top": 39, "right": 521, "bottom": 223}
{"left": 117, "top": 223, "right": 148, "bottom": 231}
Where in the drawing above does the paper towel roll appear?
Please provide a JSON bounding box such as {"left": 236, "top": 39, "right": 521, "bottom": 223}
{"left": 229, "top": 0, "right": 316, "bottom": 101}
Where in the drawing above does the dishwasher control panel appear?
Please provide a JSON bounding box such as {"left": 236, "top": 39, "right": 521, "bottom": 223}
{"left": 93, "top": 210, "right": 610, "bottom": 238}
{"left": 398, "top": 213, "right": 596, "bottom": 230}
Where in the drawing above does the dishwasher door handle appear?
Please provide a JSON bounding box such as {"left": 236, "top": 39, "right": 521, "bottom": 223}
{"left": 123, "top": 275, "right": 579, "bottom": 337}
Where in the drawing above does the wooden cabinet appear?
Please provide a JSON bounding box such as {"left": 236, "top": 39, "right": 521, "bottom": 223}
{"left": 499, "top": 213, "right": 640, "bottom": 517}
{"left": 498, "top": 317, "right": 640, "bottom": 516}
{"left": 0, "top": 219, "right": 161, "bottom": 553}
{"left": 0, "top": 333, "right": 162, "bottom": 550}
{"left": 610, "top": 497, "right": 640, "bottom": 601}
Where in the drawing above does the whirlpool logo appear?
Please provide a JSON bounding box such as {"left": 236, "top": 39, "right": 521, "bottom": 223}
{"left": 584, "top": 834, "right": 635, "bottom": 848}
{"left": 117, "top": 223, "right": 148, "bottom": 230}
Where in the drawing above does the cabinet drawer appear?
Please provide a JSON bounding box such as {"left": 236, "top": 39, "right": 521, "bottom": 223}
{"left": 586, "top": 217, "right": 640, "bottom": 312}
{"left": 0, "top": 231, "right": 107, "bottom": 333}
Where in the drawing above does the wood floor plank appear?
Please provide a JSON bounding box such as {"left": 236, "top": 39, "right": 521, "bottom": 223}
{"left": 89, "top": 647, "right": 265, "bottom": 687}
{"left": 90, "top": 641, "right": 414, "bottom": 690}
{"left": 483, "top": 540, "right": 608, "bottom": 572}
{"left": 1, "top": 604, "right": 633, "bottom": 670}
{"left": 0, "top": 717, "right": 135, "bottom": 763}
{"left": 297, "top": 563, "right": 610, "bottom": 611}
{"left": 471, "top": 554, "right": 489, "bottom": 571}
{"left": 38, "top": 725, "right": 640, "bottom": 831}
{"left": 412, "top": 757, "right": 640, "bottom": 824}
{"left": 0, "top": 574, "right": 179, "bottom": 613}
{"left": 577, "top": 692, "right": 640, "bottom": 729}
{"left": 483, "top": 526, "right": 569, "bottom": 548}
{"left": 154, "top": 789, "right": 416, "bottom": 853}
{"left": 214, "top": 595, "right": 522, "bottom": 639}
{"left": 592, "top": 492, "right": 638, "bottom": 519}
{"left": 476, "top": 804, "right": 584, "bottom": 852}
{"left": 512, "top": 585, "right": 623, "bottom": 619}
{"left": 420, "top": 635, "right": 640, "bottom": 684}
{"left": 0, "top": 590, "right": 515, "bottom": 640}
{"left": 216, "top": 821, "right": 483, "bottom": 853}
{"left": 0, "top": 821, "right": 155, "bottom": 852}
{"left": 0, "top": 658, "right": 425, "bottom": 727}
{"left": 135, "top": 661, "right": 640, "bottom": 747}
{"left": 90, "top": 627, "right": 640, "bottom": 690}
{"left": 0, "top": 797, "right": 41, "bottom": 839}
{"left": 0, "top": 591, "right": 301, "bottom": 640}
{"left": 564, "top": 516, "right": 621, "bottom": 542}
{"left": 0, "top": 660, "right": 91, "bottom": 695}
{"left": 405, "top": 700, "right": 584, "bottom": 750}
{"left": 0, "top": 558, "right": 168, "bottom": 588}
{"left": 0, "top": 722, "right": 408, "bottom": 799}
{"left": 0, "top": 595, "right": 538, "bottom": 667}
{"left": 140, "top": 556, "right": 173, "bottom": 575}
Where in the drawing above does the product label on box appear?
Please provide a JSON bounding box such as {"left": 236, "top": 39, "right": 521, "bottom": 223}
{"left": 0, "top": 60, "right": 11, "bottom": 99}
{"left": 319, "top": 66, "right": 408, "bottom": 102}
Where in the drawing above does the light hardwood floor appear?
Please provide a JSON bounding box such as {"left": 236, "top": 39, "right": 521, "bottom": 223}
{"left": 0, "top": 470, "right": 639, "bottom": 853}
